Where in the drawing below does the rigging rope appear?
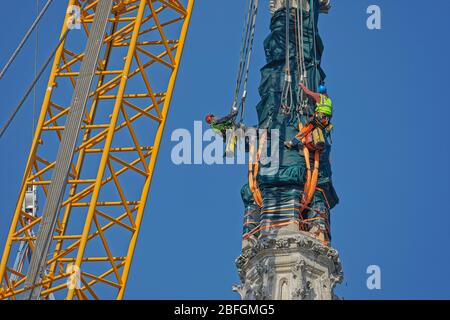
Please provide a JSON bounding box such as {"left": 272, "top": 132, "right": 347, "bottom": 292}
{"left": 232, "top": 0, "right": 259, "bottom": 123}
{"left": 239, "top": 0, "right": 259, "bottom": 123}
{"left": 294, "top": 2, "right": 309, "bottom": 123}
{"left": 311, "top": 0, "right": 319, "bottom": 89}
{"left": 298, "top": 0, "right": 307, "bottom": 83}
{"left": 300, "top": 0, "right": 313, "bottom": 120}
{"left": 0, "top": 0, "right": 54, "bottom": 82}
{"left": 284, "top": 1, "right": 291, "bottom": 76}
{"left": 0, "top": 29, "right": 70, "bottom": 140}
{"left": 33, "top": 0, "right": 40, "bottom": 139}
{"left": 280, "top": 1, "right": 294, "bottom": 115}
{"left": 233, "top": 0, "right": 252, "bottom": 110}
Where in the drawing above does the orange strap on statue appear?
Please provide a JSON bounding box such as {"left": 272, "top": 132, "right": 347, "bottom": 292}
{"left": 248, "top": 131, "right": 267, "bottom": 208}
{"left": 248, "top": 123, "right": 320, "bottom": 214}
{"left": 298, "top": 123, "right": 320, "bottom": 216}
{"left": 306, "top": 150, "right": 320, "bottom": 205}
{"left": 300, "top": 150, "right": 320, "bottom": 215}
{"left": 299, "top": 123, "right": 311, "bottom": 202}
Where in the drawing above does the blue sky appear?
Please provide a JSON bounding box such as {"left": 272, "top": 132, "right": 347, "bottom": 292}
{"left": 1, "top": 0, "right": 450, "bottom": 300}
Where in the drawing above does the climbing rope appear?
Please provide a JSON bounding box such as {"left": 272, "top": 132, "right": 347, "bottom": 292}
{"left": 0, "top": 0, "right": 54, "bottom": 82}
{"left": 240, "top": 0, "right": 259, "bottom": 123}
{"left": 232, "top": 0, "right": 259, "bottom": 123}
{"left": 232, "top": 0, "right": 252, "bottom": 109}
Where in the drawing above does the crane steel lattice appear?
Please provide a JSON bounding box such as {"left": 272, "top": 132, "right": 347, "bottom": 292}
{"left": 0, "top": 0, "right": 194, "bottom": 300}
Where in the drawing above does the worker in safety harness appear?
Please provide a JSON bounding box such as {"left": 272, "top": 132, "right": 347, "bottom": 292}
{"left": 205, "top": 107, "right": 242, "bottom": 156}
{"left": 284, "top": 83, "right": 333, "bottom": 151}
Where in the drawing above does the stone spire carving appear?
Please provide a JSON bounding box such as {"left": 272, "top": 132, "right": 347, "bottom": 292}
{"left": 234, "top": 226, "right": 343, "bottom": 300}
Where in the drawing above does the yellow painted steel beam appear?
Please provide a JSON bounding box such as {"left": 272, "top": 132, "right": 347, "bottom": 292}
{"left": 0, "top": 0, "right": 194, "bottom": 300}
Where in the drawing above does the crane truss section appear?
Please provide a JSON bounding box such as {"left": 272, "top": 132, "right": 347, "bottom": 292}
{"left": 0, "top": 0, "right": 194, "bottom": 300}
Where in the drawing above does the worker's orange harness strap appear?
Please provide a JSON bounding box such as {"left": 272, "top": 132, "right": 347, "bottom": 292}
{"left": 248, "top": 131, "right": 267, "bottom": 208}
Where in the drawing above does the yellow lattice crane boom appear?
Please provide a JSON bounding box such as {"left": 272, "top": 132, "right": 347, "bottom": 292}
{"left": 0, "top": 0, "right": 194, "bottom": 300}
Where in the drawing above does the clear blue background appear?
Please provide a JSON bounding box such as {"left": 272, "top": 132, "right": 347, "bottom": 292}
{"left": 1, "top": 0, "right": 449, "bottom": 300}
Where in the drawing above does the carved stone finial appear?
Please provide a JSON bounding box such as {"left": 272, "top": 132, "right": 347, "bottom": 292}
{"left": 234, "top": 229, "right": 343, "bottom": 300}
